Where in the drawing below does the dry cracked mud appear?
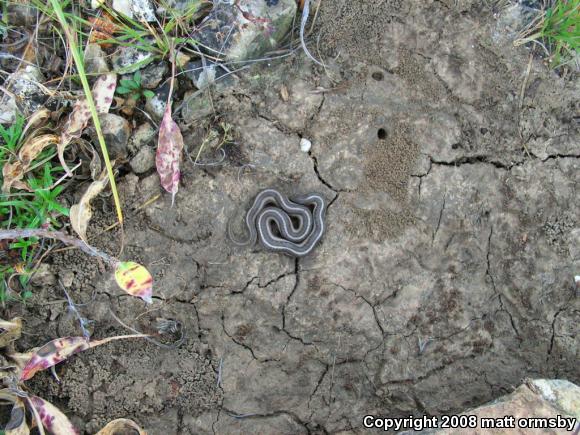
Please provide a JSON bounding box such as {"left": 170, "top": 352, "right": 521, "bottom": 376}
{"left": 17, "top": 0, "right": 579, "bottom": 433}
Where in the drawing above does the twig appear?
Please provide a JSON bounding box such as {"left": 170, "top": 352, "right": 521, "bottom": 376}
{"left": 217, "top": 355, "right": 224, "bottom": 388}
{"left": 60, "top": 281, "right": 93, "bottom": 340}
{"left": 300, "top": 0, "right": 324, "bottom": 66}
{"left": 0, "top": 228, "right": 115, "bottom": 265}
{"left": 108, "top": 309, "right": 185, "bottom": 349}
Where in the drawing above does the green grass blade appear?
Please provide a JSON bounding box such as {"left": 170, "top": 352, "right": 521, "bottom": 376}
{"left": 48, "top": 0, "right": 124, "bottom": 225}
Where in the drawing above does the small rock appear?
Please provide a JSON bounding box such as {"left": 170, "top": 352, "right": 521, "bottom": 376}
{"left": 84, "top": 43, "right": 110, "bottom": 75}
{"left": 0, "top": 97, "right": 19, "bottom": 124}
{"left": 132, "top": 0, "right": 156, "bottom": 21}
{"left": 175, "top": 52, "right": 191, "bottom": 68}
{"left": 141, "top": 62, "right": 168, "bottom": 89}
{"left": 0, "top": 65, "right": 46, "bottom": 123}
{"left": 60, "top": 270, "right": 75, "bottom": 288}
{"left": 144, "top": 81, "right": 174, "bottom": 120}
{"left": 6, "top": 2, "right": 36, "bottom": 26}
{"left": 130, "top": 146, "right": 156, "bottom": 174}
{"left": 30, "top": 263, "right": 56, "bottom": 287}
{"left": 90, "top": 114, "right": 131, "bottom": 158}
{"left": 192, "top": 0, "right": 297, "bottom": 62}
{"left": 181, "top": 90, "right": 213, "bottom": 123}
{"left": 112, "top": 46, "right": 154, "bottom": 74}
{"left": 129, "top": 123, "right": 156, "bottom": 153}
{"left": 185, "top": 59, "right": 229, "bottom": 89}
{"left": 112, "top": 0, "right": 132, "bottom": 16}
{"left": 300, "top": 138, "right": 312, "bottom": 153}
{"left": 111, "top": 0, "right": 156, "bottom": 21}
{"left": 156, "top": 0, "right": 201, "bottom": 14}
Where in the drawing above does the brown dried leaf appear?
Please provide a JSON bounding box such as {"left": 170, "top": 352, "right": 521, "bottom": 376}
{"left": 155, "top": 104, "right": 183, "bottom": 205}
{"left": 88, "top": 14, "right": 120, "bottom": 48}
{"left": 1, "top": 133, "right": 59, "bottom": 192}
{"left": 89, "top": 145, "right": 102, "bottom": 179}
{"left": 0, "top": 317, "right": 22, "bottom": 348}
{"left": 96, "top": 418, "right": 147, "bottom": 435}
{"left": 21, "top": 108, "right": 51, "bottom": 138}
{"left": 280, "top": 84, "right": 289, "bottom": 102}
{"left": 59, "top": 73, "right": 116, "bottom": 174}
{"left": 69, "top": 166, "right": 110, "bottom": 242}
{"left": 18, "top": 134, "right": 59, "bottom": 165}
{"left": 2, "top": 161, "right": 25, "bottom": 193}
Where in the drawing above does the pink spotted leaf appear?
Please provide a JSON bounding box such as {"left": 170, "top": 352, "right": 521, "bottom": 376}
{"left": 29, "top": 395, "right": 79, "bottom": 435}
{"left": 20, "top": 334, "right": 148, "bottom": 381}
{"left": 155, "top": 103, "right": 183, "bottom": 205}
{"left": 59, "top": 73, "right": 117, "bottom": 175}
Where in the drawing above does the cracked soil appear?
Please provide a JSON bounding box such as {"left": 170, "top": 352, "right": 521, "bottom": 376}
{"left": 15, "top": 0, "right": 579, "bottom": 433}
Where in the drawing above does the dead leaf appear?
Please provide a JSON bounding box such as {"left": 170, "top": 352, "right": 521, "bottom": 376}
{"left": 2, "top": 161, "right": 25, "bottom": 192}
{"left": 0, "top": 317, "right": 22, "bottom": 348}
{"left": 18, "top": 134, "right": 59, "bottom": 165}
{"left": 114, "top": 261, "right": 153, "bottom": 303}
{"left": 22, "top": 108, "right": 51, "bottom": 138}
{"left": 88, "top": 14, "right": 120, "bottom": 48}
{"left": 96, "top": 418, "right": 147, "bottom": 435}
{"left": 69, "top": 166, "right": 110, "bottom": 242}
{"left": 5, "top": 396, "right": 29, "bottom": 435}
{"left": 59, "top": 73, "right": 117, "bottom": 174}
{"left": 155, "top": 103, "right": 183, "bottom": 205}
{"left": 20, "top": 334, "right": 148, "bottom": 381}
{"left": 280, "top": 84, "right": 289, "bottom": 102}
{"left": 93, "top": 73, "right": 117, "bottom": 114}
{"left": 89, "top": 145, "right": 102, "bottom": 179}
{"left": 1, "top": 134, "right": 59, "bottom": 192}
{"left": 29, "top": 396, "right": 79, "bottom": 435}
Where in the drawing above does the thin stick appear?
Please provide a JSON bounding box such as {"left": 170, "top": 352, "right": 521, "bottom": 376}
{"left": 300, "top": 0, "right": 324, "bottom": 66}
{"left": 0, "top": 228, "right": 115, "bottom": 265}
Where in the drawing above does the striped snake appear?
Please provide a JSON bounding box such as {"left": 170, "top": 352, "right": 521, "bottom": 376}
{"left": 228, "top": 188, "right": 326, "bottom": 257}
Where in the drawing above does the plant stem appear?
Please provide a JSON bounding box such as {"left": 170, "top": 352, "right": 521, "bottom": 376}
{"left": 0, "top": 229, "right": 116, "bottom": 265}
{"left": 48, "top": 0, "right": 124, "bottom": 225}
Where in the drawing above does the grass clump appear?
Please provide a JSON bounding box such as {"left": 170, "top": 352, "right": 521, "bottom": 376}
{"left": 516, "top": 0, "right": 580, "bottom": 70}
{"left": 0, "top": 116, "right": 69, "bottom": 302}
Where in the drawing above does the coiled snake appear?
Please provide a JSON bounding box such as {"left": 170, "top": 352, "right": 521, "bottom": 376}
{"left": 228, "top": 188, "right": 326, "bottom": 257}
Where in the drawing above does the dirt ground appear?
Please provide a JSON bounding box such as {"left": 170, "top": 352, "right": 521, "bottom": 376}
{"left": 10, "top": 0, "right": 579, "bottom": 433}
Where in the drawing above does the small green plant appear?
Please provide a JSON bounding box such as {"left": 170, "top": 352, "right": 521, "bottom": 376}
{"left": 0, "top": 161, "right": 69, "bottom": 302}
{"left": 0, "top": 115, "right": 25, "bottom": 161}
{"left": 516, "top": 0, "right": 579, "bottom": 69}
{"left": 116, "top": 70, "right": 155, "bottom": 100}
{"left": 0, "top": 116, "right": 69, "bottom": 301}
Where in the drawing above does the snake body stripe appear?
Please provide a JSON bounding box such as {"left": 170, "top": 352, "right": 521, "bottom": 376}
{"left": 228, "top": 189, "right": 326, "bottom": 257}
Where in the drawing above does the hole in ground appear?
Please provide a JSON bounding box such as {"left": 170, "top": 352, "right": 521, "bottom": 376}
{"left": 377, "top": 128, "right": 387, "bottom": 140}
{"left": 372, "top": 71, "right": 384, "bottom": 81}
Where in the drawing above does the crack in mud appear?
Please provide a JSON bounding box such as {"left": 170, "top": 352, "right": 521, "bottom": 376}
{"left": 432, "top": 193, "right": 446, "bottom": 243}
{"left": 486, "top": 225, "right": 521, "bottom": 340}
{"left": 331, "top": 282, "right": 386, "bottom": 338}
{"left": 221, "top": 312, "right": 276, "bottom": 363}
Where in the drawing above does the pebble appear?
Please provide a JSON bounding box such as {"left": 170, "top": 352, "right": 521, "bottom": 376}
{"left": 140, "top": 62, "right": 168, "bottom": 89}
{"left": 90, "top": 113, "right": 131, "bottom": 158}
{"left": 300, "top": 138, "right": 312, "bottom": 153}
{"left": 130, "top": 146, "right": 156, "bottom": 174}
{"left": 60, "top": 270, "right": 75, "bottom": 288}
{"left": 84, "top": 43, "right": 110, "bottom": 75}
{"left": 30, "top": 263, "right": 56, "bottom": 287}
{"left": 129, "top": 123, "right": 156, "bottom": 153}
